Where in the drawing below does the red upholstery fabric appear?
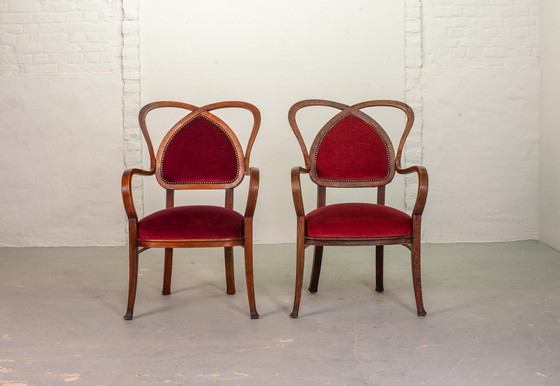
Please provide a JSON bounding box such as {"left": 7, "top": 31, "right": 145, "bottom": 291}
{"left": 138, "top": 206, "right": 244, "bottom": 240}
{"left": 161, "top": 115, "right": 239, "bottom": 184}
{"left": 314, "top": 114, "right": 390, "bottom": 181}
{"left": 305, "top": 203, "right": 411, "bottom": 238}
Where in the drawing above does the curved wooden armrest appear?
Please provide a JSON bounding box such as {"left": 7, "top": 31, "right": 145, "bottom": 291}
{"left": 397, "top": 165, "right": 428, "bottom": 216}
{"left": 122, "top": 168, "right": 155, "bottom": 220}
{"left": 244, "top": 167, "right": 260, "bottom": 219}
{"left": 291, "top": 167, "right": 308, "bottom": 218}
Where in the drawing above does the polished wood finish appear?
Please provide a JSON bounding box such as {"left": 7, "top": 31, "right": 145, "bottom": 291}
{"left": 124, "top": 219, "right": 138, "bottom": 321}
{"left": 224, "top": 246, "right": 235, "bottom": 295}
{"left": 224, "top": 188, "right": 235, "bottom": 295}
{"left": 121, "top": 101, "right": 261, "bottom": 320}
{"left": 308, "top": 185, "right": 326, "bottom": 293}
{"left": 288, "top": 100, "right": 428, "bottom": 318}
{"left": 375, "top": 245, "right": 384, "bottom": 292}
{"left": 243, "top": 167, "right": 259, "bottom": 319}
{"left": 376, "top": 185, "right": 386, "bottom": 293}
{"left": 162, "top": 189, "right": 174, "bottom": 296}
{"left": 308, "top": 246, "right": 323, "bottom": 294}
{"left": 162, "top": 248, "right": 173, "bottom": 296}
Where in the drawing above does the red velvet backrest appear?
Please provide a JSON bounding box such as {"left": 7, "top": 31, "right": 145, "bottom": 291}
{"left": 155, "top": 111, "right": 244, "bottom": 189}
{"left": 309, "top": 110, "right": 395, "bottom": 187}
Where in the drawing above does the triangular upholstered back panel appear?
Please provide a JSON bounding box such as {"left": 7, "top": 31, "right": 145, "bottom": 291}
{"left": 156, "top": 112, "right": 244, "bottom": 189}
{"left": 310, "top": 112, "right": 395, "bottom": 187}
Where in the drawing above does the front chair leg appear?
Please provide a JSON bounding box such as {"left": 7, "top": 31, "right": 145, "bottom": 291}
{"left": 243, "top": 228, "right": 259, "bottom": 319}
{"left": 162, "top": 248, "right": 173, "bottom": 295}
{"left": 224, "top": 247, "right": 236, "bottom": 295}
{"left": 411, "top": 241, "right": 426, "bottom": 316}
{"left": 124, "top": 242, "right": 139, "bottom": 320}
{"left": 375, "top": 245, "right": 384, "bottom": 292}
{"left": 308, "top": 246, "right": 323, "bottom": 293}
{"left": 290, "top": 229, "right": 305, "bottom": 318}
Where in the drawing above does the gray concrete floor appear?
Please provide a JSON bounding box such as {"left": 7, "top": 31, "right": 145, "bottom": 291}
{"left": 1, "top": 241, "right": 559, "bottom": 385}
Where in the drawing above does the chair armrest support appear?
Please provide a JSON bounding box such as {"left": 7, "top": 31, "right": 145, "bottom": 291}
{"left": 397, "top": 165, "right": 428, "bottom": 216}
{"left": 291, "top": 167, "right": 308, "bottom": 218}
{"left": 122, "top": 168, "right": 155, "bottom": 221}
{"left": 244, "top": 167, "right": 260, "bottom": 219}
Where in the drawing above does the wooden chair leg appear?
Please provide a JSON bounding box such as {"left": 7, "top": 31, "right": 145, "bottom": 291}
{"left": 375, "top": 245, "right": 384, "bottom": 292}
{"left": 243, "top": 229, "right": 259, "bottom": 319}
{"left": 162, "top": 248, "right": 173, "bottom": 295}
{"left": 224, "top": 247, "right": 236, "bottom": 295}
{"left": 411, "top": 241, "right": 426, "bottom": 316}
{"left": 124, "top": 242, "right": 139, "bottom": 320}
{"left": 290, "top": 225, "right": 305, "bottom": 318}
{"left": 308, "top": 246, "right": 323, "bottom": 293}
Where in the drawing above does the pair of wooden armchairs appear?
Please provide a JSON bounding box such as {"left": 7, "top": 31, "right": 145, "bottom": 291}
{"left": 121, "top": 100, "right": 428, "bottom": 320}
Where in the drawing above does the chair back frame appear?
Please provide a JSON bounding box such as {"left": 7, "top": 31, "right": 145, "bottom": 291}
{"left": 155, "top": 110, "right": 245, "bottom": 189}
{"left": 139, "top": 101, "right": 260, "bottom": 190}
{"left": 288, "top": 99, "right": 415, "bottom": 181}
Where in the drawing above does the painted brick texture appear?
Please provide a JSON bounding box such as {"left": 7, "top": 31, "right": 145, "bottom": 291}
{"left": 421, "top": 0, "right": 542, "bottom": 242}
{"left": 0, "top": 0, "right": 143, "bottom": 221}
{"left": 0, "top": 0, "right": 546, "bottom": 245}
{"left": 405, "top": 0, "right": 424, "bottom": 213}
{"left": 0, "top": 0, "right": 127, "bottom": 246}
{"left": 121, "top": 0, "right": 142, "bottom": 216}
{"left": 424, "top": 0, "right": 541, "bottom": 69}
{"left": 0, "top": 0, "right": 122, "bottom": 75}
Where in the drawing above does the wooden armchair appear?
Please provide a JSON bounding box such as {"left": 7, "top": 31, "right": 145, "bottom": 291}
{"left": 288, "top": 100, "right": 428, "bottom": 318}
{"left": 121, "top": 101, "right": 260, "bottom": 320}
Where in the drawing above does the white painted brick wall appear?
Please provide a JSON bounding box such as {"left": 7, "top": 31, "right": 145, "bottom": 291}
{"left": 1, "top": 0, "right": 143, "bottom": 233}
{"left": 1, "top": 0, "right": 544, "bottom": 245}
{"left": 121, "top": 0, "right": 142, "bottom": 217}
{"left": 405, "top": 0, "right": 424, "bottom": 214}
{"left": 420, "top": 0, "right": 542, "bottom": 242}
{"left": 0, "top": 1, "right": 127, "bottom": 246}
{"left": 0, "top": 0, "right": 122, "bottom": 75}
{"left": 424, "top": 0, "right": 541, "bottom": 69}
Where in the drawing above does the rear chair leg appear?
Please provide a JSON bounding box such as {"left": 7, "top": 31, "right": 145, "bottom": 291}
{"left": 375, "top": 245, "right": 384, "bottom": 292}
{"left": 308, "top": 246, "right": 323, "bottom": 293}
{"left": 162, "top": 248, "right": 173, "bottom": 295}
{"left": 224, "top": 247, "right": 236, "bottom": 295}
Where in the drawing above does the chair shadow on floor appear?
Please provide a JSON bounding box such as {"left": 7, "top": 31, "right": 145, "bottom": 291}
{"left": 129, "top": 281, "right": 242, "bottom": 320}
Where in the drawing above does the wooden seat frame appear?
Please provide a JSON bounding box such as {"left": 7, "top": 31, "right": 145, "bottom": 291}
{"left": 288, "top": 99, "right": 428, "bottom": 318}
{"left": 121, "top": 101, "right": 260, "bottom": 320}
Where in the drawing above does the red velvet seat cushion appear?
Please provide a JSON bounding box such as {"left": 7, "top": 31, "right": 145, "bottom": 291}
{"left": 138, "top": 206, "right": 244, "bottom": 240}
{"left": 305, "top": 203, "right": 411, "bottom": 238}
